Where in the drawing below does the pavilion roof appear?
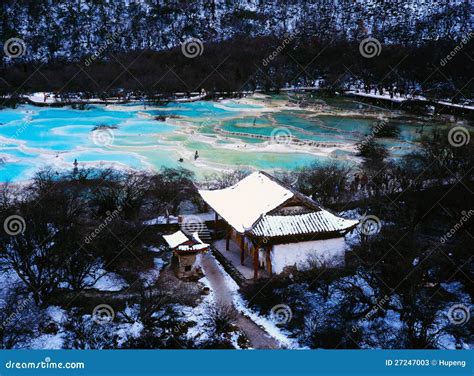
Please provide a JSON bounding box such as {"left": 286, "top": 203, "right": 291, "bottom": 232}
{"left": 163, "top": 230, "right": 189, "bottom": 248}
{"left": 163, "top": 230, "right": 209, "bottom": 251}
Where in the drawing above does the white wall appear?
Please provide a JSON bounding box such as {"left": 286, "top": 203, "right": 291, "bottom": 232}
{"left": 271, "top": 237, "right": 346, "bottom": 274}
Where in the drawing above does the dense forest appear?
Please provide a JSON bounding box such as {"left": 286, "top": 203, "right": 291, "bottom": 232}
{"left": 0, "top": 0, "right": 472, "bottom": 98}
{"left": 2, "top": 0, "right": 472, "bottom": 60}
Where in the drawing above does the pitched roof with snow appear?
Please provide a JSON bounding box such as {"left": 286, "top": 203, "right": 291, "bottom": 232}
{"left": 199, "top": 171, "right": 293, "bottom": 233}
{"left": 163, "top": 231, "right": 189, "bottom": 248}
{"left": 199, "top": 171, "right": 358, "bottom": 238}
{"left": 250, "top": 211, "right": 359, "bottom": 237}
{"left": 163, "top": 230, "right": 209, "bottom": 251}
{"left": 176, "top": 242, "right": 209, "bottom": 252}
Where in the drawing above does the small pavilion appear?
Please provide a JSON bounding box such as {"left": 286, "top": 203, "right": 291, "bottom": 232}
{"left": 163, "top": 230, "right": 209, "bottom": 279}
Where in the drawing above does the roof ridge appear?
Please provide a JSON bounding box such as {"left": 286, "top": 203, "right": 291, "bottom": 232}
{"left": 257, "top": 171, "right": 350, "bottom": 218}
{"left": 256, "top": 171, "right": 323, "bottom": 212}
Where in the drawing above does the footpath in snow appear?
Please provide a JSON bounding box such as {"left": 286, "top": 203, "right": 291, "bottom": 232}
{"left": 200, "top": 253, "right": 299, "bottom": 349}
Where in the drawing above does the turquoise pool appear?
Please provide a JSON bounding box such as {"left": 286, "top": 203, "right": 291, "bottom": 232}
{"left": 0, "top": 97, "right": 435, "bottom": 182}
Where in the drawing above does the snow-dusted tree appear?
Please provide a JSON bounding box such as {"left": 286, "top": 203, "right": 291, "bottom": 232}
{"left": 148, "top": 167, "right": 197, "bottom": 216}
{"left": 61, "top": 235, "right": 104, "bottom": 291}
{"left": 64, "top": 311, "right": 118, "bottom": 350}
{"left": 0, "top": 287, "right": 39, "bottom": 349}
{"left": 204, "top": 303, "right": 236, "bottom": 337}
{"left": 1, "top": 216, "right": 64, "bottom": 305}
{"left": 120, "top": 280, "right": 209, "bottom": 349}
{"left": 296, "top": 162, "right": 352, "bottom": 206}
{"left": 0, "top": 169, "right": 85, "bottom": 304}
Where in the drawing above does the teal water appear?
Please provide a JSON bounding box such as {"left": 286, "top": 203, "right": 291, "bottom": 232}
{"left": 0, "top": 98, "right": 431, "bottom": 182}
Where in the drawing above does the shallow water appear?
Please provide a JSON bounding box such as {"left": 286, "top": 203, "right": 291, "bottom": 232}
{"left": 0, "top": 97, "right": 435, "bottom": 182}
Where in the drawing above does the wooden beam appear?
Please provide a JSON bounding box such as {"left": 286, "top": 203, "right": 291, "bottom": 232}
{"left": 240, "top": 235, "right": 245, "bottom": 265}
{"left": 253, "top": 244, "right": 259, "bottom": 280}
{"left": 214, "top": 211, "right": 218, "bottom": 234}
{"left": 266, "top": 244, "right": 272, "bottom": 276}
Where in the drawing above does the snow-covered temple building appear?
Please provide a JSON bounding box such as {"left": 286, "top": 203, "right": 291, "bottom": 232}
{"left": 199, "top": 171, "right": 358, "bottom": 280}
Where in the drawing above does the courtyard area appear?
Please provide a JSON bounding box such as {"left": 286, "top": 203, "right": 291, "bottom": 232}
{"left": 213, "top": 239, "right": 269, "bottom": 280}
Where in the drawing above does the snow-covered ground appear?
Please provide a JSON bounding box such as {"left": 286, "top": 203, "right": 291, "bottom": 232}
{"left": 24, "top": 93, "right": 143, "bottom": 105}
{"left": 346, "top": 90, "right": 474, "bottom": 111}
{"left": 90, "top": 271, "right": 129, "bottom": 292}
{"left": 29, "top": 306, "right": 67, "bottom": 350}
{"left": 178, "top": 275, "right": 216, "bottom": 344}
{"left": 139, "top": 258, "right": 165, "bottom": 285}
{"left": 143, "top": 215, "right": 179, "bottom": 225}
{"left": 346, "top": 90, "right": 426, "bottom": 103}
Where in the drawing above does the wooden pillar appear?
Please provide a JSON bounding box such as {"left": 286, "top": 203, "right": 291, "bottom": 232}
{"left": 253, "top": 243, "right": 259, "bottom": 280}
{"left": 214, "top": 211, "right": 218, "bottom": 237}
{"left": 226, "top": 230, "right": 230, "bottom": 251}
{"left": 240, "top": 235, "right": 245, "bottom": 265}
{"left": 266, "top": 244, "right": 272, "bottom": 276}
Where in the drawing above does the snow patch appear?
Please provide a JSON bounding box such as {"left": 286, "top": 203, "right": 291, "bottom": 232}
{"left": 139, "top": 258, "right": 165, "bottom": 285}
{"left": 179, "top": 276, "right": 216, "bottom": 343}
{"left": 90, "top": 271, "right": 129, "bottom": 292}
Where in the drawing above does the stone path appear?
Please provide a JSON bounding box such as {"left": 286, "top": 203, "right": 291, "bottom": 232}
{"left": 200, "top": 253, "right": 281, "bottom": 349}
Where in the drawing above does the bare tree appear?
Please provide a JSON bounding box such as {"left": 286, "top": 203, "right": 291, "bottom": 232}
{"left": 0, "top": 287, "right": 38, "bottom": 349}
{"left": 148, "top": 167, "right": 197, "bottom": 215}
{"left": 204, "top": 303, "right": 236, "bottom": 336}
{"left": 296, "top": 162, "right": 351, "bottom": 206}
{"left": 64, "top": 310, "right": 118, "bottom": 350}
{"left": 1, "top": 209, "right": 65, "bottom": 305}
{"left": 200, "top": 169, "right": 251, "bottom": 190}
